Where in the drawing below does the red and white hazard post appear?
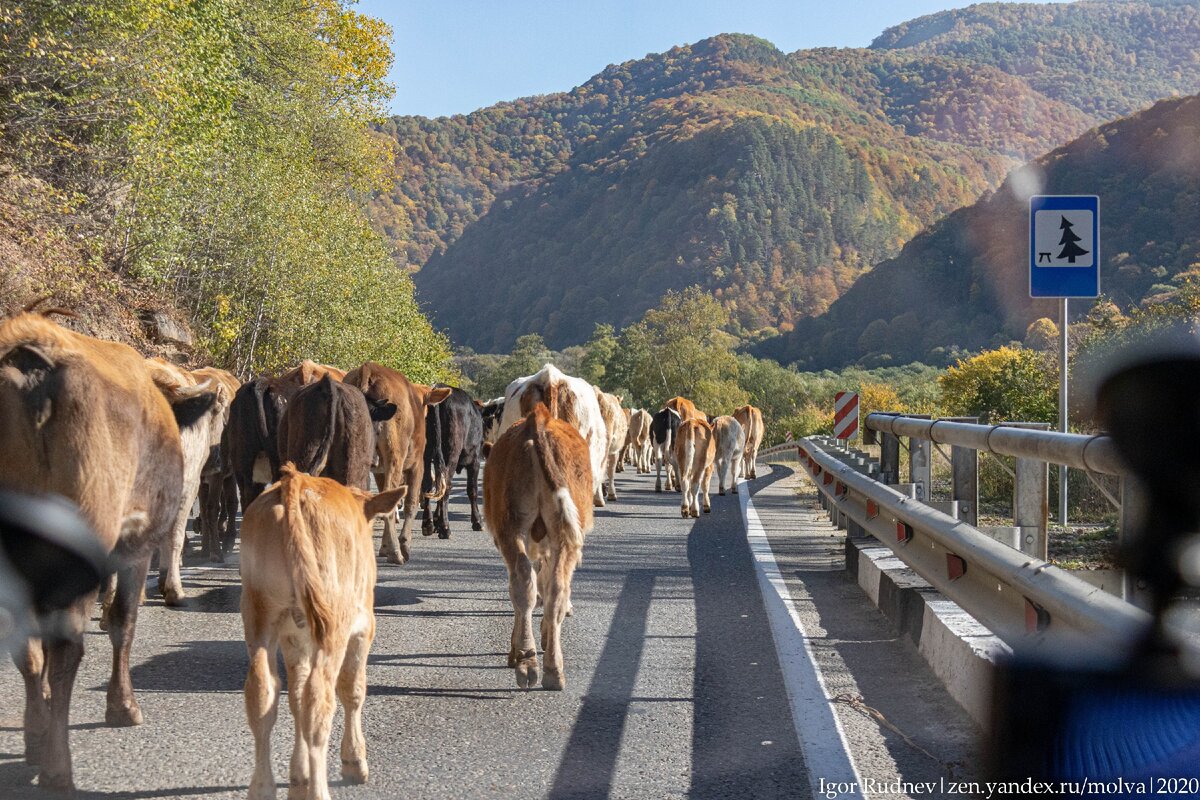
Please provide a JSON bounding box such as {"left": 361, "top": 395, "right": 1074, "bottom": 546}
{"left": 834, "top": 391, "right": 859, "bottom": 441}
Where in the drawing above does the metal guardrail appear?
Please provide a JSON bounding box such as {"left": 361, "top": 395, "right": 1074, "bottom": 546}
{"left": 796, "top": 435, "right": 1149, "bottom": 647}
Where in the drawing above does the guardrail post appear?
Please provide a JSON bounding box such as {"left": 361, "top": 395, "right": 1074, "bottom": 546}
{"left": 1005, "top": 422, "right": 1050, "bottom": 559}
{"left": 946, "top": 417, "right": 979, "bottom": 526}
{"left": 907, "top": 415, "right": 932, "bottom": 502}
{"left": 880, "top": 431, "right": 900, "bottom": 485}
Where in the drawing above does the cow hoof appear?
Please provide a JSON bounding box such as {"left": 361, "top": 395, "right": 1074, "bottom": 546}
{"left": 733, "top": 486, "right": 739, "bottom": 494}
{"left": 565, "top": 603, "right": 574, "bottom": 617}
{"left": 606, "top": 493, "right": 616, "bottom": 502}
{"left": 703, "top": 506, "right": 711, "bottom": 514}
{"left": 161, "top": 586, "right": 186, "bottom": 607}
{"left": 515, "top": 661, "right": 539, "bottom": 690}
{"left": 654, "top": 485, "right": 663, "bottom": 493}
{"left": 542, "top": 670, "right": 565, "bottom": 691}
{"left": 421, "top": 526, "right": 434, "bottom": 537}
{"left": 36, "top": 767, "right": 74, "bottom": 793}
{"left": 209, "top": 552, "right": 225, "bottom": 564}
{"left": 680, "top": 509, "right": 688, "bottom": 518}
{"left": 342, "top": 758, "right": 368, "bottom": 784}
{"left": 471, "top": 521, "right": 483, "bottom": 532}
{"left": 385, "top": 551, "right": 406, "bottom": 566}
{"left": 106, "top": 701, "right": 143, "bottom": 727}
{"left": 438, "top": 532, "right": 450, "bottom": 540}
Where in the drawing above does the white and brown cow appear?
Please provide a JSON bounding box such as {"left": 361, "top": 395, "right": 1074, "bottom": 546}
{"left": 0, "top": 310, "right": 215, "bottom": 792}
{"left": 499, "top": 364, "right": 608, "bottom": 507}
{"left": 595, "top": 388, "right": 628, "bottom": 501}
{"left": 241, "top": 465, "right": 405, "bottom": 800}
{"left": 711, "top": 415, "right": 745, "bottom": 495}
{"left": 146, "top": 358, "right": 234, "bottom": 606}
{"left": 484, "top": 390, "right": 593, "bottom": 691}
{"left": 675, "top": 417, "right": 716, "bottom": 518}
{"left": 733, "top": 404, "right": 764, "bottom": 480}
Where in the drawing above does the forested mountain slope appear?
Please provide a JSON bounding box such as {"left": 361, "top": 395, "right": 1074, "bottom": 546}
{"left": 372, "top": 1, "right": 1200, "bottom": 352}
{"left": 753, "top": 95, "right": 1200, "bottom": 369}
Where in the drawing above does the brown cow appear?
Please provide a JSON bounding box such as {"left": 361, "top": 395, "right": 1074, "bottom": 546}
{"left": 675, "top": 418, "right": 717, "bottom": 518}
{"left": 0, "top": 311, "right": 215, "bottom": 792}
{"left": 626, "top": 409, "right": 653, "bottom": 473}
{"left": 485, "top": 393, "right": 593, "bottom": 691}
{"left": 241, "top": 465, "right": 405, "bottom": 800}
{"left": 595, "top": 388, "right": 628, "bottom": 501}
{"left": 665, "top": 395, "right": 704, "bottom": 422}
{"left": 733, "top": 404, "right": 765, "bottom": 480}
{"left": 615, "top": 407, "right": 633, "bottom": 472}
{"left": 278, "top": 374, "right": 396, "bottom": 490}
{"left": 343, "top": 362, "right": 451, "bottom": 564}
{"left": 192, "top": 366, "right": 242, "bottom": 562}
{"left": 145, "top": 359, "right": 235, "bottom": 606}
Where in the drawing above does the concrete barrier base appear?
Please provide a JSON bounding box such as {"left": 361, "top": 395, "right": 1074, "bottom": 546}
{"left": 846, "top": 533, "right": 1010, "bottom": 726}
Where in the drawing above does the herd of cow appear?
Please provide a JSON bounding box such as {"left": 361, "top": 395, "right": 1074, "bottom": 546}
{"left": 0, "top": 306, "right": 763, "bottom": 798}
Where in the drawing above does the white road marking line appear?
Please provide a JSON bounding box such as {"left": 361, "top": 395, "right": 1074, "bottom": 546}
{"left": 737, "top": 477, "right": 864, "bottom": 798}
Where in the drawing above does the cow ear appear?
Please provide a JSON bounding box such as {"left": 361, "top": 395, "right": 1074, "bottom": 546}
{"left": 427, "top": 386, "right": 452, "bottom": 406}
{"left": 159, "top": 380, "right": 218, "bottom": 430}
{"left": 370, "top": 401, "right": 398, "bottom": 422}
{"left": 473, "top": 400, "right": 483, "bottom": 410}
{"left": 363, "top": 487, "right": 406, "bottom": 520}
{"left": 481, "top": 442, "right": 493, "bottom": 459}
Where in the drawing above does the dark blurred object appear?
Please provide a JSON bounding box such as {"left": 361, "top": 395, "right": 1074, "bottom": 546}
{"left": 988, "top": 344, "right": 1200, "bottom": 795}
{"left": 0, "top": 489, "right": 109, "bottom": 646}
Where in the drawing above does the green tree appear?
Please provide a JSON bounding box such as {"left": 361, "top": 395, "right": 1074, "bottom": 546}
{"left": 939, "top": 346, "right": 1056, "bottom": 423}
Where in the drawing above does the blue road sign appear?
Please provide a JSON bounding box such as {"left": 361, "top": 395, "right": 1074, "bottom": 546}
{"left": 1030, "top": 195, "right": 1099, "bottom": 298}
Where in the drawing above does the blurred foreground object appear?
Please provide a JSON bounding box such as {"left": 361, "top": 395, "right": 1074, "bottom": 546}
{"left": 0, "top": 489, "right": 108, "bottom": 653}
{"left": 989, "top": 339, "right": 1200, "bottom": 794}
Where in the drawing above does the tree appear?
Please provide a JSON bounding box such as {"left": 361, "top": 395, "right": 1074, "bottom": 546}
{"left": 939, "top": 347, "right": 1056, "bottom": 424}
{"left": 1024, "top": 318, "right": 1059, "bottom": 351}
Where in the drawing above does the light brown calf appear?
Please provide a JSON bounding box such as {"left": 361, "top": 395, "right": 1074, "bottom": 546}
{"left": 733, "top": 404, "right": 764, "bottom": 480}
{"left": 628, "top": 409, "right": 653, "bottom": 473}
{"left": 146, "top": 359, "right": 235, "bottom": 605}
{"left": 0, "top": 311, "right": 215, "bottom": 792}
{"left": 484, "top": 395, "right": 593, "bottom": 691}
{"left": 241, "top": 465, "right": 404, "bottom": 800}
{"left": 711, "top": 415, "right": 745, "bottom": 495}
{"left": 595, "top": 388, "right": 628, "bottom": 501}
{"left": 344, "top": 362, "right": 450, "bottom": 564}
{"left": 675, "top": 418, "right": 716, "bottom": 518}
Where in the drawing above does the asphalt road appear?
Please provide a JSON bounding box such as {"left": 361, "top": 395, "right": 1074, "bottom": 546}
{"left": 0, "top": 463, "right": 979, "bottom": 799}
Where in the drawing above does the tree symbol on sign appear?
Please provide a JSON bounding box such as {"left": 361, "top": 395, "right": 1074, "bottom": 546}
{"left": 1056, "top": 215, "right": 1088, "bottom": 263}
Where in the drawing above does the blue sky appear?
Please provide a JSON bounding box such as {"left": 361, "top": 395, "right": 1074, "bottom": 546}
{"left": 358, "top": 0, "right": 1074, "bottom": 118}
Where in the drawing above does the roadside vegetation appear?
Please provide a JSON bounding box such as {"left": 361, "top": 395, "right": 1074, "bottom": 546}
{"left": 0, "top": 0, "right": 452, "bottom": 379}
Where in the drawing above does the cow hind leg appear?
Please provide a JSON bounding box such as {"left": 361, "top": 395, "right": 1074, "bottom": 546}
{"left": 106, "top": 556, "right": 150, "bottom": 727}
{"left": 420, "top": 496, "right": 434, "bottom": 537}
{"left": 394, "top": 473, "right": 422, "bottom": 564}
{"left": 466, "top": 462, "right": 483, "bottom": 532}
{"left": 14, "top": 639, "right": 48, "bottom": 766}
{"left": 301, "top": 651, "right": 340, "bottom": 800}
{"left": 701, "top": 465, "right": 714, "bottom": 514}
{"left": 244, "top": 612, "right": 281, "bottom": 800}
{"left": 541, "top": 545, "right": 580, "bottom": 691}
{"left": 36, "top": 599, "right": 90, "bottom": 792}
{"left": 436, "top": 478, "right": 451, "bottom": 539}
{"left": 338, "top": 624, "right": 373, "bottom": 784}
{"left": 605, "top": 455, "right": 617, "bottom": 501}
{"left": 281, "top": 637, "right": 313, "bottom": 800}
{"left": 499, "top": 536, "right": 538, "bottom": 689}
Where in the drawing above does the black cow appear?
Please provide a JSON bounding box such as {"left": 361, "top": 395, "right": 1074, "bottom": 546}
{"left": 278, "top": 375, "right": 396, "bottom": 489}
{"left": 225, "top": 377, "right": 290, "bottom": 516}
{"left": 421, "top": 385, "right": 484, "bottom": 538}
{"left": 651, "top": 407, "right": 682, "bottom": 493}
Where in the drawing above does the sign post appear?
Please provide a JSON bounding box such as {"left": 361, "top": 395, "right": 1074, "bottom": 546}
{"left": 834, "top": 391, "right": 859, "bottom": 443}
{"left": 1030, "top": 195, "right": 1100, "bottom": 529}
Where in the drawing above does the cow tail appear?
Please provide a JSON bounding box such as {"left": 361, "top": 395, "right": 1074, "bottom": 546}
{"left": 531, "top": 411, "right": 584, "bottom": 551}
{"left": 682, "top": 427, "right": 696, "bottom": 480}
{"left": 253, "top": 379, "right": 271, "bottom": 442}
{"left": 308, "top": 375, "right": 338, "bottom": 477}
{"left": 281, "top": 465, "right": 336, "bottom": 649}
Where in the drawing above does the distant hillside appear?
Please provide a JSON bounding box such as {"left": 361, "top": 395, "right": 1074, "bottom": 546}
{"left": 753, "top": 95, "right": 1200, "bottom": 369}
{"left": 372, "top": 1, "right": 1200, "bottom": 352}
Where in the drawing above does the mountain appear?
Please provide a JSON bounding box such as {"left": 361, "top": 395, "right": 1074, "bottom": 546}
{"left": 752, "top": 94, "right": 1200, "bottom": 369}
{"left": 371, "top": 1, "right": 1200, "bottom": 352}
